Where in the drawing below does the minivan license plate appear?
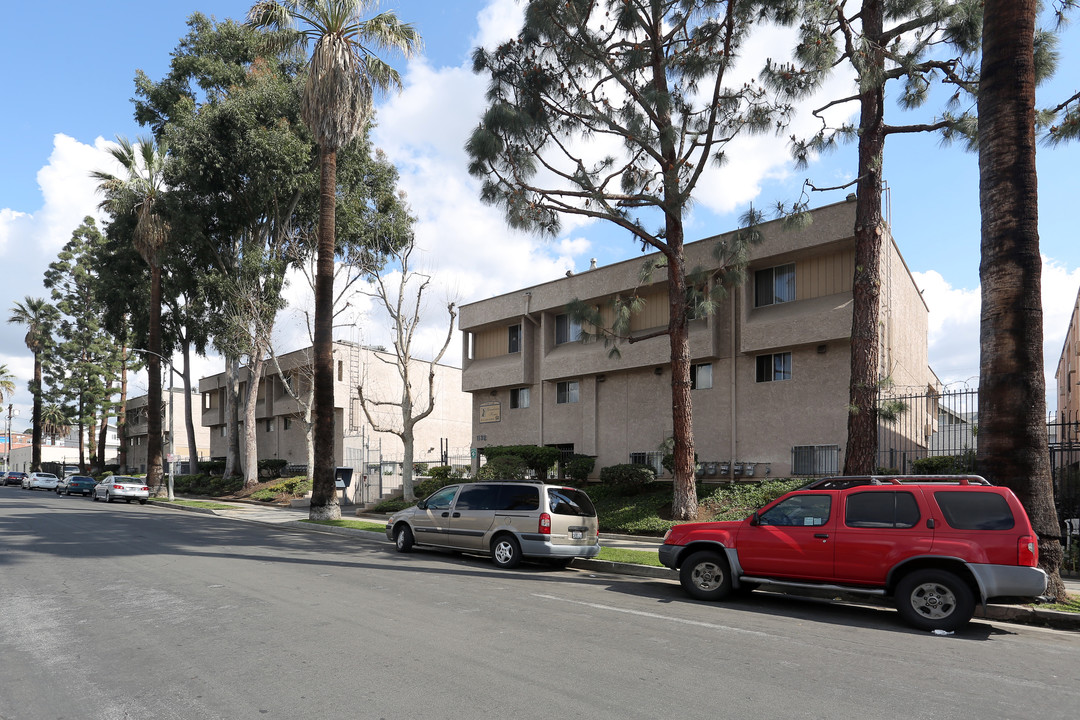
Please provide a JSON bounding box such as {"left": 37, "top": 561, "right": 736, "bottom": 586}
{"left": 571, "top": 530, "right": 583, "bottom": 540}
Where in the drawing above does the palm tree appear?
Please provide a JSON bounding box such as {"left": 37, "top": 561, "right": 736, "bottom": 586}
{"left": 976, "top": 0, "right": 1065, "bottom": 600}
{"left": 92, "top": 136, "right": 170, "bottom": 494}
{"left": 8, "top": 298, "right": 58, "bottom": 471}
{"left": 248, "top": 0, "right": 421, "bottom": 520}
{"left": 0, "top": 364, "right": 15, "bottom": 405}
{"left": 40, "top": 403, "right": 73, "bottom": 445}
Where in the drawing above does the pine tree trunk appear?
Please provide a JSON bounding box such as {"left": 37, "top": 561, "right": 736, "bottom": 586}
{"left": 977, "top": 0, "right": 1065, "bottom": 599}
{"left": 147, "top": 264, "right": 164, "bottom": 494}
{"left": 843, "top": 0, "right": 885, "bottom": 476}
{"left": 310, "top": 146, "right": 341, "bottom": 521}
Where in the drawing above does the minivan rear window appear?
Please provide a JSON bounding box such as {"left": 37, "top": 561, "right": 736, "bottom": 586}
{"left": 934, "top": 491, "right": 1015, "bottom": 530}
{"left": 547, "top": 488, "right": 596, "bottom": 517}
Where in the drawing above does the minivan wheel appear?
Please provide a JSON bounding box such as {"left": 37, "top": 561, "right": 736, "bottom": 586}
{"left": 895, "top": 569, "right": 975, "bottom": 632}
{"left": 491, "top": 535, "right": 522, "bottom": 569}
{"left": 680, "top": 550, "right": 733, "bottom": 601}
{"left": 394, "top": 524, "right": 414, "bottom": 553}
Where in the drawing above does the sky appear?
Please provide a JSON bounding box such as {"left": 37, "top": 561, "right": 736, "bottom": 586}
{"left": 0, "top": 0, "right": 1078, "bottom": 432}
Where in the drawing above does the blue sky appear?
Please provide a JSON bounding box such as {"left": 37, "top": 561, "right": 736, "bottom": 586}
{"left": 0, "top": 0, "right": 1077, "bottom": 425}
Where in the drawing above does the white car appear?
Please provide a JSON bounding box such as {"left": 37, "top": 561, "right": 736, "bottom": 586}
{"left": 26, "top": 472, "right": 60, "bottom": 490}
{"left": 92, "top": 476, "right": 150, "bottom": 504}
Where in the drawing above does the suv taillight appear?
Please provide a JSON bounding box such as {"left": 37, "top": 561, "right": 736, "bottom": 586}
{"left": 538, "top": 512, "right": 551, "bottom": 535}
{"left": 1018, "top": 535, "right": 1038, "bottom": 567}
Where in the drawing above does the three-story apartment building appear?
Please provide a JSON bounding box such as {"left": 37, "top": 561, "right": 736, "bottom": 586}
{"left": 459, "top": 198, "right": 937, "bottom": 479}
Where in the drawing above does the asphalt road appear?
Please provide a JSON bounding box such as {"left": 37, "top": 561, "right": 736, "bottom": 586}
{"left": 2, "top": 486, "right": 1079, "bottom": 720}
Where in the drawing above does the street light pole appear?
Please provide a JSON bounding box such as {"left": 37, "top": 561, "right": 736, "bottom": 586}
{"left": 133, "top": 348, "right": 176, "bottom": 501}
{"left": 6, "top": 404, "right": 17, "bottom": 473}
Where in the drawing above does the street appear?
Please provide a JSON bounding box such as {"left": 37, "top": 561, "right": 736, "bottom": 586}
{"left": 2, "top": 487, "right": 1078, "bottom": 720}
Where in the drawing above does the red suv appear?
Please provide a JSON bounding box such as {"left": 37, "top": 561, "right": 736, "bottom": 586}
{"left": 659, "top": 476, "right": 1048, "bottom": 631}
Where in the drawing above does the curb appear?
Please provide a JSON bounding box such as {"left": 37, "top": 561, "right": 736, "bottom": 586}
{"left": 148, "top": 500, "right": 1079, "bottom": 631}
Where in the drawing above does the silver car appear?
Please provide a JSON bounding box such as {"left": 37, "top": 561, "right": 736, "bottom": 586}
{"left": 26, "top": 472, "right": 60, "bottom": 490}
{"left": 92, "top": 476, "right": 150, "bottom": 504}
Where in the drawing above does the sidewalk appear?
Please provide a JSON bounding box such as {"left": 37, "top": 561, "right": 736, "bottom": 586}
{"left": 149, "top": 497, "right": 1080, "bottom": 631}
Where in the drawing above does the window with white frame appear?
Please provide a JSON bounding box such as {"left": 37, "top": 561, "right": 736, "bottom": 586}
{"left": 755, "top": 263, "right": 796, "bottom": 307}
{"left": 556, "top": 380, "right": 579, "bottom": 404}
{"left": 691, "top": 363, "right": 713, "bottom": 390}
{"left": 510, "top": 387, "right": 530, "bottom": 409}
{"left": 555, "top": 314, "right": 581, "bottom": 345}
{"left": 756, "top": 352, "right": 792, "bottom": 382}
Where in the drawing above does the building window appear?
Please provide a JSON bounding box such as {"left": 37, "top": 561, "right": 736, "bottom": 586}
{"left": 556, "top": 380, "right": 579, "bottom": 404}
{"left": 337, "top": 360, "right": 344, "bottom": 382}
{"left": 555, "top": 314, "right": 581, "bottom": 345}
{"left": 756, "top": 352, "right": 792, "bottom": 382}
{"left": 791, "top": 445, "right": 840, "bottom": 475}
{"left": 510, "top": 387, "right": 530, "bottom": 409}
{"left": 629, "top": 451, "right": 663, "bottom": 476}
{"left": 219, "top": 426, "right": 227, "bottom": 437}
{"left": 755, "top": 263, "right": 796, "bottom": 307}
{"left": 283, "top": 417, "right": 291, "bottom": 431}
{"left": 266, "top": 418, "right": 275, "bottom": 432}
{"left": 508, "top": 324, "right": 521, "bottom": 354}
{"left": 691, "top": 363, "right": 713, "bottom": 390}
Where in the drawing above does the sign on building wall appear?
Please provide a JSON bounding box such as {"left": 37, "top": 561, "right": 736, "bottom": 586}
{"left": 479, "top": 401, "right": 502, "bottom": 424}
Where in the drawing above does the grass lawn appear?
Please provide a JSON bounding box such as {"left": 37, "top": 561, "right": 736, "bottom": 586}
{"left": 303, "top": 519, "right": 387, "bottom": 533}
{"left": 596, "top": 547, "right": 663, "bottom": 567}
{"left": 158, "top": 499, "right": 240, "bottom": 510}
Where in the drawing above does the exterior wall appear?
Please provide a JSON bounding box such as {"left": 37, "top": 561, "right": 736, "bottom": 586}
{"left": 1057, "top": 288, "right": 1080, "bottom": 423}
{"left": 460, "top": 198, "right": 937, "bottom": 479}
{"left": 126, "top": 388, "right": 212, "bottom": 474}
{"left": 198, "top": 342, "right": 473, "bottom": 488}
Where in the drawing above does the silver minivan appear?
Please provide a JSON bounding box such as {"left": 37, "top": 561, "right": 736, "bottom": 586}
{"left": 386, "top": 481, "right": 601, "bottom": 568}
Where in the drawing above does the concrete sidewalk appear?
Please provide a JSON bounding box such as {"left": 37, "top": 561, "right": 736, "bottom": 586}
{"left": 148, "top": 497, "right": 1080, "bottom": 631}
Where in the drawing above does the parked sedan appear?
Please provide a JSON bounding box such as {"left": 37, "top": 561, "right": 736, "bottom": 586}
{"left": 92, "top": 476, "right": 150, "bottom": 504}
{"left": 27, "top": 472, "right": 60, "bottom": 490}
{"left": 3, "top": 471, "right": 27, "bottom": 486}
{"left": 57, "top": 475, "right": 97, "bottom": 497}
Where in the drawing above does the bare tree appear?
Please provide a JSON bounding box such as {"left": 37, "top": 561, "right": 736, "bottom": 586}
{"left": 356, "top": 240, "right": 456, "bottom": 502}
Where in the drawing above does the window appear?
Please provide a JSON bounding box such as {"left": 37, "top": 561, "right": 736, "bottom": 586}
{"left": 755, "top": 263, "right": 796, "bottom": 307}
{"left": 265, "top": 418, "right": 275, "bottom": 432}
{"left": 846, "top": 491, "right": 920, "bottom": 528}
{"left": 934, "top": 491, "right": 1015, "bottom": 530}
{"left": 555, "top": 314, "right": 581, "bottom": 345}
{"left": 510, "top": 387, "right": 530, "bottom": 409}
{"left": 498, "top": 485, "right": 540, "bottom": 511}
{"left": 691, "top": 363, "right": 713, "bottom": 390}
{"left": 791, "top": 445, "right": 840, "bottom": 475}
{"left": 759, "top": 495, "right": 831, "bottom": 527}
{"left": 556, "top": 380, "right": 579, "bottom": 404}
{"left": 508, "top": 324, "right": 521, "bottom": 354}
{"left": 756, "top": 352, "right": 792, "bottom": 382}
{"left": 283, "top": 417, "right": 291, "bottom": 431}
{"left": 219, "top": 426, "right": 227, "bottom": 437}
{"left": 424, "top": 486, "right": 459, "bottom": 510}
{"left": 547, "top": 488, "right": 596, "bottom": 517}
{"left": 454, "top": 484, "right": 499, "bottom": 511}
{"left": 337, "top": 360, "right": 344, "bottom": 382}
{"left": 629, "top": 451, "right": 663, "bottom": 476}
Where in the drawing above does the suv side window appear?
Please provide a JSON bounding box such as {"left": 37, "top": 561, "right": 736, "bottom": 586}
{"left": 454, "top": 484, "right": 499, "bottom": 511}
{"left": 845, "top": 491, "right": 920, "bottom": 529}
{"left": 934, "top": 491, "right": 1015, "bottom": 530}
{"left": 496, "top": 485, "right": 540, "bottom": 511}
{"left": 759, "top": 495, "right": 831, "bottom": 527}
{"left": 425, "top": 486, "right": 459, "bottom": 510}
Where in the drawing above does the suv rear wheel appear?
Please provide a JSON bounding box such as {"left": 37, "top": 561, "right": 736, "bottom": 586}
{"left": 680, "top": 550, "right": 733, "bottom": 601}
{"left": 491, "top": 535, "right": 522, "bottom": 569}
{"left": 895, "top": 569, "right": 975, "bottom": 632}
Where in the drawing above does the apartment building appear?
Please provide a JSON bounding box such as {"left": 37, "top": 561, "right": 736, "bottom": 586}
{"left": 1057, "top": 287, "right": 1080, "bottom": 423}
{"left": 126, "top": 388, "right": 211, "bottom": 474}
{"left": 459, "top": 198, "right": 937, "bottom": 479}
{"left": 198, "top": 342, "right": 472, "bottom": 500}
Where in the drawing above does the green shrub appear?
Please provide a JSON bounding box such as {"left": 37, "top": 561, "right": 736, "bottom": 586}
{"left": 910, "top": 450, "right": 976, "bottom": 475}
{"left": 412, "top": 475, "right": 457, "bottom": 500}
{"left": 173, "top": 473, "right": 244, "bottom": 497}
{"left": 413, "top": 463, "right": 429, "bottom": 476}
{"left": 700, "top": 478, "right": 805, "bottom": 521}
{"left": 566, "top": 455, "right": 595, "bottom": 483}
{"left": 249, "top": 476, "right": 312, "bottom": 502}
{"left": 198, "top": 460, "right": 226, "bottom": 475}
{"left": 427, "top": 465, "right": 461, "bottom": 483}
{"left": 258, "top": 458, "right": 289, "bottom": 478}
{"left": 476, "top": 455, "right": 528, "bottom": 481}
{"left": 599, "top": 463, "right": 657, "bottom": 495}
{"left": 481, "top": 445, "right": 561, "bottom": 478}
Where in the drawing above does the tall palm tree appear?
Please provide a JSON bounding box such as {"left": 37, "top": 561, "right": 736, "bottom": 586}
{"left": 8, "top": 298, "right": 58, "bottom": 471}
{"left": 92, "top": 136, "right": 170, "bottom": 493}
{"left": 976, "top": 0, "right": 1065, "bottom": 599}
{"left": 0, "top": 364, "right": 15, "bottom": 405}
{"left": 40, "top": 402, "right": 73, "bottom": 445}
{"left": 248, "top": 0, "right": 421, "bottom": 520}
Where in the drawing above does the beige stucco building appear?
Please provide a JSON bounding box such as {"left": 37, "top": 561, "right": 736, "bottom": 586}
{"left": 1056, "top": 287, "right": 1080, "bottom": 423}
{"left": 198, "top": 341, "right": 472, "bottom": 502}
{"left": 459, "top": 198, "right": 937, "bottom": 480}
{"left": 126, "top": 388, "right": 212, "bottom": 474}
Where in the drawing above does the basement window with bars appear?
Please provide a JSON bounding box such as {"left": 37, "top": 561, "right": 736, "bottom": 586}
{"left": 791, "top": 445, "right": 840, "bottom": 476}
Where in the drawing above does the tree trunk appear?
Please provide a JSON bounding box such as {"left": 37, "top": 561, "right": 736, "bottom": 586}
{"left": 224, "top": 356, "right": 241, "bottom": 478}
{"left": 182, "top": 339, "right": 199, "bottom": 474}
{"left": 147, "top": 264, "right": 164, "bottom": 494}
{"left": 242, "top": 355, "right": 266, "bottom": 489}
{"left": 31, "top": 354, "right": 42, "bottom": 472}
{"left": 843, "top": 0, "right": 886, "bottom": 476}
{"left": 118, "top": 352, "right": 129, "bottom": 473}
{"left": 977, "top": 0, "right": 1065, "bottom": 599}
{"left": 310, "top": 146, "right": 341, "bottom": 521}
{"left": 667, "top": 236, "right": 697, "bottom": 521}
